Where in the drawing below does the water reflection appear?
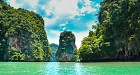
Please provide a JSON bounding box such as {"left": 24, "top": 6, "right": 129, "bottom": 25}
{"left": 44, "top": 62, "right": 59, "bottom": 75}
{"left": 0, "top": 62, "right": 140, "bottom": 75}
{"left": 75, "top": 63, "right": 81, "bottom": 75}
{"left": 74, "top": 63, "right": 99, "bottom": 75}
{"left": 43, "top": 62, "right": 99, "bottom": 75}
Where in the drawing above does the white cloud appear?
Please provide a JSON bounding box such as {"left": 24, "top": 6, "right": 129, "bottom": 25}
{"left": 62, "top": 27, "right": 67, "bottom": 31}
{"left": 79, "top": 0, "right": 96, "bottom": 14}
{"left": 23, "top": 0, "right": 39, "bottom": 8}
{"left": 80, "top": 6, "right": 96, "bottom": 14}
{"left": 60, "top": 22, "right": 68, "bottom": 27}
{"left": 48, "top": 38, "right": 59, "bottom": 45}
{"left": 44, "top": 17, "right": 59, "bottom": 27}
{"left": 49, "top": 30, "right": 60, "bottom": 36}
{"left": 60, "top": 24, "right": 66, "bottom": 27}
{"left": 84, "top": 0, "right": 91, "bottom": 5}
{"left": 41, "top": 0, "right": 97, "bottom": 26}
{"left": 6, "top": 0, "right": 22, "bottom": 8}
{"left": 7, "top": 0, "right": 39, "bottom": 10}
{"left": 95, "top": 4, "right": 101, "bottom": 7}
{"left": 86, "top": 21, "right": 97, "bottom": 30}
{"left": 44, "top": 0, "right": 79, "bottom": 26}
{"left": 43, "top": 0, "right": 79, "bottom": 17}
{"left": 73, "top": 31, "right": 89, "bottom": 49}
{"left": 6, "top": 0, "right": 97, "bottom": 27}
{"left": 46, "top": 30, "right": 61, "bottom": 45}
{"left": 54, "top": 0, "right": 79, "bottom": 17}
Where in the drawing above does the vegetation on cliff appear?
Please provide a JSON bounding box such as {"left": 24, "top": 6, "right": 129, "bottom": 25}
{"left": 56, "top": 31, "right": 78, "bottom": 62}
{"left": 79, "top": 0, "right": 140, "bottom": 61}
{"left": 50, "top": 43, "right": 58, "bottom": 61}
{"left": 50, "top": 43, "right": 58, "bottom": 54}
{"left": 0, "top": 1, "right": 51, "bottom": 61}
{"left": 1, "top": 0, "right": 140, "bottom": 62}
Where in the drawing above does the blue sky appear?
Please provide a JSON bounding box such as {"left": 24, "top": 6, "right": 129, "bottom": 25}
{"left": 4, "top": 0, "right": 103, "bottom": 48}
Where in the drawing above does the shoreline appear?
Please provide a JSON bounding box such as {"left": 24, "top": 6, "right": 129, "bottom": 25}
{"left": 0, "top": 60, "right": 140, "bottom": 62}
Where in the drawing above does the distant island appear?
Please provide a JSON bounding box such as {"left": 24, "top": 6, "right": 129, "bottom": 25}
{"left": 50, "top": 43, "right": 58, "bottom": 62}
{"left": 0, "top": 0, "right": 140, "bottom": 62}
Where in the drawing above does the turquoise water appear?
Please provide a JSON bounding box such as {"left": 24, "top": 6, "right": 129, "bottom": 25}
{"left": 0, "top": 62, "right": 140, "bottom": 75}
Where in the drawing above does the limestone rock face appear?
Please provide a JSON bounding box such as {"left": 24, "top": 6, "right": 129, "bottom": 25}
{"left": 0, "top": 1, "right": 51, "bottom": 61}
{"left": 56, "top": 31, "right": 77, "bottom": 62}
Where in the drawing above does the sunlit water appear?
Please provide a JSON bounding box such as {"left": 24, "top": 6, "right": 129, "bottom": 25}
{"left": 0, "top": 62, "right": 140, "bottom": 75}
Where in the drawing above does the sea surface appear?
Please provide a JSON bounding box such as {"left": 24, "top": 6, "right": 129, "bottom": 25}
{"left": 0, "top": 62, "right": 140, "bottom": 75}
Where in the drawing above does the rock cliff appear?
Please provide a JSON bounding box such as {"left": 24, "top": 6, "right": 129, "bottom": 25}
{"left": 56, "top": 31, "right": 77, "bottom": 62}
{"left": 0, "top": 1, "right": 51, "bottom": 61}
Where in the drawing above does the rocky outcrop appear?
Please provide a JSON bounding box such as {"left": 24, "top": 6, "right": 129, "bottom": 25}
{"left": 0, "top": 1, "right": 51, "bottom": 61}
{"left": 56, "top": 31, "right": 77, "bottom": 62}
{"left": 79, "top": 0, "right": 140, "bottom": 62}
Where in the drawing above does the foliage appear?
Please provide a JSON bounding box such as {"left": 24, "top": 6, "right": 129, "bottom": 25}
{"left": 0, "top": 2, "right": 51, "bottom": 61}
{"left": 56, "top": 31, "right": 77, "bottom": 61}
{"left": 50, "top": 43, "right": 58, "bottom": 54}
{"left": 79, "top": 0, "right": 140, "bottom": 61}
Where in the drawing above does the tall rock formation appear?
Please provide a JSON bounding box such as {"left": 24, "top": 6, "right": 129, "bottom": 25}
{"left": 0, "top": 1, "right": 51, "bottom": 61}
{"left": 56, "top": 31, "right": 77, "bottom": 62}
{"left": 79, "top": 0, "right": 140, "bottom": 61}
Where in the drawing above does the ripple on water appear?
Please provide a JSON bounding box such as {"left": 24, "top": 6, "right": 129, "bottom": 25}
{"left": 0, "top": 62, "right": 140, "bottom": 75}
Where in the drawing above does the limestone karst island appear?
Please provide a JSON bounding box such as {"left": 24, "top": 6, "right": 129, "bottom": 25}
{"left": 0, "top": 0, "right": 140, "bottom": 75}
